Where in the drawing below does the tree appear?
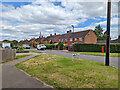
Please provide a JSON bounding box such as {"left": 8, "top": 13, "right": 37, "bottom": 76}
{"left": 12, "top": 40, "right": 18, "bottom": 46}
{"left": 94, "top": 24, "right": 107, "bottom": 40}
{"left": 58, "top": 41, "right": 63, "bottom": 50}
{"left": 33, "top": 42, "right": 39, "bottom": 48}
{"left": 50, "top": 40, "right": 53, "bottom": 44}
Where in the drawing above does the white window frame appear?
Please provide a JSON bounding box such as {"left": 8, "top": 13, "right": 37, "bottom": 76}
{"left": 79, "top": 38, "right": 82, "bottom": 41}
{"left": 62, "top": 39, "right": 63, "bottom": 42}
{"left": 65, "top": 39, "right": 67, "bottom": 42}
{"left": 70, "top": 38, "right": 73, "bottom": 41}
{"left": 75, "top": 38, "right": 77, "bottom": 41}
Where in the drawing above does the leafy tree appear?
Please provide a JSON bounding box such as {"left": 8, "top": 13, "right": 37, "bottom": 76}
{"left": 50, "top": 40, "right": 53, "bottom": 44}
{"left": 12, "top": 40, "right": 18, "bottom": 46}
{"left": 94, "top": 24, "right": 107, "bottom": 40}
{"left": 58, "top": 41, "right": 63, "bottom": 50}
{"left": 29, "top": 43, "right": 32, "bottom": 46}
{"left": 33, "top": 42, "right": 39, "bottom": 48}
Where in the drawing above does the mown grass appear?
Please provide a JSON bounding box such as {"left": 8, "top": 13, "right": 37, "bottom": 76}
{"left": 29, "top": 50, "right": 42, "bottom": 53}
{"left": 16, "top": 54, "right": 119, "bottom": 88}
{"left": 64, "top": 51, "right": 119, "bottom": 57}
{"left": 2, "top": 55, "right": 31, "bottom": 63}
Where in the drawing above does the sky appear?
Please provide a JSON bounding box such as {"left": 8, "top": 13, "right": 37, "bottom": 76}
{"left": 0, "top": 0, "right": 119, "bottom": 41}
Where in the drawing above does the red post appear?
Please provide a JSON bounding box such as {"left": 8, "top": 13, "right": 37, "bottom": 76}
{"left": 102, "top": 46, "right": 104, "bottom": 52}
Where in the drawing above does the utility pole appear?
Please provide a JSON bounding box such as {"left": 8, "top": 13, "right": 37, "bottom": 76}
{"left": 105, "top": 0, "right": 111, "bottom": 66}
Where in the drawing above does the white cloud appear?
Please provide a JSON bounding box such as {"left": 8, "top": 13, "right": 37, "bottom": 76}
{"left": 0, "top": 1, "right": 119, "bottom": 41}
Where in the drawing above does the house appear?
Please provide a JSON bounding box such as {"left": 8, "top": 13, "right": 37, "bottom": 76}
{"left": 18, "top": 30, "right": 97, "bottom": 47}
{"left": 43, "top": 30, "right": 97, "bottom": 46}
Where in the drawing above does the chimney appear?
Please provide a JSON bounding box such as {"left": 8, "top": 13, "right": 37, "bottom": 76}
{"left": 67, "top": 31, "right": 69, "bottom": 33}
{"left": 54, "top": 33, "right": 56, "bottom": 35}
{"left": 50, "top": 34, "right": 52, "bottom": 36}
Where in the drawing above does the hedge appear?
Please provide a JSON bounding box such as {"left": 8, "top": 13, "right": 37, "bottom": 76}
{"left": 73, "top": 43, "right": 120, "bottom": 53}
{"left": 44, "top": 44, "right": 54, "bottom": 49}
{"left": 16, "top": 50, "right": 29, "bottom": 53}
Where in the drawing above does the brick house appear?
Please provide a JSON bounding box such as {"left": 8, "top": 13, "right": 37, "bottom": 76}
{"left": 18, "top": 30, "right": 97, "bottom": 48}
{"left": 43, "top": 30, "right": 97, "bottom": 46}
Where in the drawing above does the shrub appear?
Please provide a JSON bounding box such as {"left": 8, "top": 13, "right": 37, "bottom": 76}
{"left": 17, "top": 47, "right": 24, "bottom": 51}
{"left": 16, "top": 50, "right": 29, "bottom": 53}
{"left": 44, "top": 44, "right": 54, "bottom": 49}
{"left": 58, "top": 41, "right": 63, "bottom": 50}
{"left": 73, "top": 43, "right": 120, "bottom": 53}
{"left": 33, "top": 42, "right": 39, "bottom": 48}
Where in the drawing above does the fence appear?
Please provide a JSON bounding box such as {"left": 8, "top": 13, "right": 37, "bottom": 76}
{"left": 0, "top": 49, "right": 16, "bottom": 63}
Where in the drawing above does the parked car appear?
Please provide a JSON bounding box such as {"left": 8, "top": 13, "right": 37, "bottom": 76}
{"left": 5, "top": 46, "right": 11, "bottom": 49}
{"left": 21, "top": 44, "right": 30, "bottom": 49}
{"left": 37, "top": 44, "right": 46, "bottom": 50}
{"left": 13, "top": 45, "right": 20, "bottom": 49}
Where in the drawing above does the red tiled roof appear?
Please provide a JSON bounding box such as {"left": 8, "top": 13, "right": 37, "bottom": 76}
{"left": 43, "top": 30, "right": 91, "bottom": 41}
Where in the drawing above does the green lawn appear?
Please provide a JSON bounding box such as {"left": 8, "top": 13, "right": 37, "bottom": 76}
{"left": 29, "top": 50, "right": 42, "bottom": 53}
{"left": 2, "top": 55, "right": 31, "bottom": 63}
{"left": 64, "top": 51, "right": 119, "bottom": 57}
{"left": 16, "top": 54, "right": 119, "bottom": 88}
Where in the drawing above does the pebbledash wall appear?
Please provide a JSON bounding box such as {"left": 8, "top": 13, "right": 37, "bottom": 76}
{"left": 0, "top": 49, "right": 16, "bottom": 63}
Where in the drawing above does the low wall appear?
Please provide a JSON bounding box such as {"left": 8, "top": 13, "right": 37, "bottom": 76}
{"left": 0, "top": 49, "right": 16, "bottom": 63}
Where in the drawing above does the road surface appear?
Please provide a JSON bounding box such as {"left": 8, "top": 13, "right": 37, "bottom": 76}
{"left": 28, "top": 49, "right": 119, "bottom": 69}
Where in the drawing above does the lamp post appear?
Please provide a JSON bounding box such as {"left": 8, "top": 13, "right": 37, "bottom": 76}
{"left": 71, "top": 25, "right": 74, "bottom": 32}
{"left": 105, "top": 0, "right": 111, "bottom": 66}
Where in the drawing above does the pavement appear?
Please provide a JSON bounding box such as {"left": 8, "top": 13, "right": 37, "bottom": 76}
{"left": 28, "top": 49, "right": 120, "bottom": 69}
{"left": 2, "top": 54, "right": 53, "bottom": 89}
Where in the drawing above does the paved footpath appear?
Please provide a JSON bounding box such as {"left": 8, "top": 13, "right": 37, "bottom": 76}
{"left": 28, "top": 49, "right": 120, "bottom": 69}
{"left": 2, "top": 55, "right": 53, "bottom": 89}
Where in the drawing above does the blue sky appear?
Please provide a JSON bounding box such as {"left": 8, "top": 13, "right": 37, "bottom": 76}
{"left": 0, "top": 1, "right": 119, "bottom": 41}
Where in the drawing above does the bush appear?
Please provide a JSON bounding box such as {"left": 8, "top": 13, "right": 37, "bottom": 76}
{"left": 16, "top": 50, "right": 29, "bottom": 53}
{"left": 44, "top": 44, "right": 54, "bottom": 49}
{"left": 58, "top": 41, "right": 63, "bottom": 50}
{"left": 73, "top": 43, "right": 120, "bottom": 53}
{"left": 33, "top": 42, "right": 39, "bottom": 48}
{"left": 17, "top": 47, "right": 24, "bottom": 51}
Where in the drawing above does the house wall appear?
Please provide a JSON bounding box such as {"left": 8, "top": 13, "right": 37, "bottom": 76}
{"left": 84, "top": 30, "right": 97, "bottom": 44}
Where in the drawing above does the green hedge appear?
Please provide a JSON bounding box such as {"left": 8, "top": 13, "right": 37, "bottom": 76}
{"left": 16, "top": 50, "right": 29, "bottom": 53}
{"left": 73, "top": 43, "right": 120, "bottom": 53}
{"left": 44, "top": 44, "right": 54, "bottom": 49}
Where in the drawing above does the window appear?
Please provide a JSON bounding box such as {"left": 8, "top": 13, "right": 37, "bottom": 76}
{"left": 65, "top": 39, "right": 67, "bottom": 42}
{"left": 70, "top": 38, "right": 72, "bottom": 41}
{"left": 49, "top": 40, "right": 51, "bottom": 42}
{"left": 79, "top": 38, "right": 82, "bottom": 41}
{"left": 45, "top": 41, "right": 47, "bottom": 43}
{"left": 75, "top": 38, "right": 77, "bottom": 41}
{"left": 70, "top": 45, "right": 73, "bottom": 49}
{"left": 62, "top": 39, "right": 63, "bottom": 42}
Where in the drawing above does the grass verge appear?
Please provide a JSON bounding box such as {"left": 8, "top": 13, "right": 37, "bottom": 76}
{"left": 64, "top": 51, "right": 119, "bottom": 57}
{"left": 2, "top": 55, "right": 31, "bottom": 63}
{"left": 16, "top": 54, "right": 119, "bottom": 88}
{"left": 29, "top": 50, "right": 42, "bottom": 53}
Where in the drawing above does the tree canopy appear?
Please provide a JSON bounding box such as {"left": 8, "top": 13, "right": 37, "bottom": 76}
{"left": 94, "top": 24, "right": 106, "bottom": 40}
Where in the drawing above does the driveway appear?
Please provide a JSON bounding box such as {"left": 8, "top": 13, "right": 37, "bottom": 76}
{"left": 28, "top": 49, "right": 119, "bottom": 69}
{"left": 2, "top": 54, "right": 53, "bottom": 89}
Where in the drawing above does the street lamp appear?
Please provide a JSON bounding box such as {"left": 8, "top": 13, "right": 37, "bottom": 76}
{"left": 71, "top": 25, "right": 74, "bottom": 32}
{"left": 105, "top": 0, "right": 111, "bottom": 66}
